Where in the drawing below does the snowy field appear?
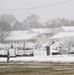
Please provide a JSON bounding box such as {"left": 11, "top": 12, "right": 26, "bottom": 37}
{"left": 0, "top": 55, "right": 74, "bottom": 62}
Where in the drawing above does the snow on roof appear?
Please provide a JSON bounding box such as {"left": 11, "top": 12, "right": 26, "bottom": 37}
{"left": 50, "top": 32, "right": 74, "bottom": 39}
{"left": 10, "top": 30, "right": 28, "bottom": 35}
{"left": 31, "top": 28, "right": 53, "bottom": 33}
{"left": 5, "top": 34, "right": 37, "bottom": 41}
{"left": 61, "top": 26, "right": 74, "bottom": 31}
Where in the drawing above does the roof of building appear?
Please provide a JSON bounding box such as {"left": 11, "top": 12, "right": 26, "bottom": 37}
{"left": 5, "top": 29, "right": 50, "bottom": 41}
{"left": 61, "top": 26, "right": 74, "bottom": 32}
{"left": 31, "top": 28, "right": 53, "bottom": 33}
{"left": 10, "top": 30, "right": 28, "bottom": 35}
{"left": 50, "top": 32, "right": 74, "bottom": 39}
{"left": 10, "top": 28, "right": 52, "bottom": 36}
{"left": 5, "top": 34, "right": 37, "bottom": 41}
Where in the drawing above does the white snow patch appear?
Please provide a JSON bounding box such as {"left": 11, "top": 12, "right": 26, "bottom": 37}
{"left": 0, "top": 55, "right": 74, "bottom": 62}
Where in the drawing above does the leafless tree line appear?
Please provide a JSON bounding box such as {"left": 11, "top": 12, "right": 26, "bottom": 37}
{"left": 0, "top": 14, "right": 74, "bottom": 43}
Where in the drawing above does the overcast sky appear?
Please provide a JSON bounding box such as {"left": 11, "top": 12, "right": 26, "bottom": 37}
{"left": 0, "top": 0, "right": 74, "bottom": 22}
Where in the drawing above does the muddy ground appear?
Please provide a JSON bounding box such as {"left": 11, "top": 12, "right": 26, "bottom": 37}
{"left": 0, "top": 61, "right": 74, "bottom": 75}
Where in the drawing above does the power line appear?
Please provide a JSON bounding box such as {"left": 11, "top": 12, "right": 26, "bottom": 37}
{"left": 0, "top": 0, "right": 72, "bottom": 10}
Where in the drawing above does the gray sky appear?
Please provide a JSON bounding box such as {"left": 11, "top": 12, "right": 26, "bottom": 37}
{"left": 0, "top": 0, "right": 74, "bottom": 22}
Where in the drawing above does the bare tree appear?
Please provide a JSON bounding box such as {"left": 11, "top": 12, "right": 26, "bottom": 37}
{"left": 11, "top": 21, "right": 23, "bottom": 30}
{"left": 23, "top": 14, "right": 42, "bottom": 29}
{"left": 0, "top": 14, "right": 16, "bottom": 43}
{"left": 46, "top": 18, "right": 71, "bottom": 28}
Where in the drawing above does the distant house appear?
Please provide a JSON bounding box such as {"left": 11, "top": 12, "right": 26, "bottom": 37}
{"left": 4, "top": 28, "right": 55, "bottom": 44}
{"left": 61, "top": 26, "right": 74, "bottom": 32}
{"left": 54, "top": 27, "right": 64, "bottom": 35}
{"left": 4, "top": 33, "right": 37, "bottom": 44}
{"left": 28, "top": 28, "right": 54, "bottom": 37}
{"left": 50, "top": 32, "right": 74, "bottom": 47}
{"left": 54, "top": 26, "right": 74, "bottom": 35}
{"left": 4, "top": 30, "right": 49, "bottom": 44}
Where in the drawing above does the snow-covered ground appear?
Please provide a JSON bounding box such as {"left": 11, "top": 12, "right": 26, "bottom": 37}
{"left": 0, "top": 55, "right": 74, "bottom": 62}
